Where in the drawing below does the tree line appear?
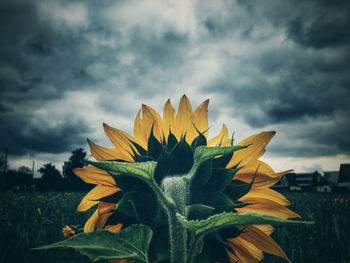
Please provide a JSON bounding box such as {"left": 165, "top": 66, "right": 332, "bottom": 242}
{"left": 0, "top": 148, "right": 93, "bottom": 191}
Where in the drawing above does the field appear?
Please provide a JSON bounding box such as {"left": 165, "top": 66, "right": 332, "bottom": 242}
{"left": 0, "top": 191, "right": 349, "bottom": 263}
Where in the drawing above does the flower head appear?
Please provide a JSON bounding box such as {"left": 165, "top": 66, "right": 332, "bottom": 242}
{"left": 74, "top": 95, "right": 300, "bottom": 262}
{"left": 62, "top": 225, "right": 76, "bottom": 238}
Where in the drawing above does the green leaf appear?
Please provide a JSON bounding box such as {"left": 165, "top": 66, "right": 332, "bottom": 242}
{"left": 184, "top": 145, "right": 247, "bottom": 182}
{"left": 34, "top": 225, "right": 153, "bottom": 263}
{"left": 194, "top": 145, "right": 247, "bottom": 164}
{"left": 185, "top": 204, "right": 215, "bottom": 220}
{"left": 83, "top": 160, "right": 156, "bottom": 182}
{"left": 177, "top": 212, "right": 313, "bottom": 237}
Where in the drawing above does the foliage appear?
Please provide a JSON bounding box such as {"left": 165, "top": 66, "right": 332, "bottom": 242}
{"left": 37, "top": 163, "right": 63, "bottom": 191}
{"left": 0, "top": 167, "right": 33, "bottom": 190}
{"left": 0, "top": 191, "right": 349, "bottom": 263}
{"left": 62, "top": 148, "right": 88, "bottom": 190}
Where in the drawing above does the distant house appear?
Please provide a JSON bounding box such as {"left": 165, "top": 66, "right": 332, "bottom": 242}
{"left": 337, "top": 164, "right": 350, "bottom": 192}
{"left": 272, "top": 164, "right": 350, "bottom": 193}
{"left": 324, "top": 171, "right": 339, "bottom": 185}
{"left": 286, "top": 172, "right": 318, "bottom": 191}
{"left": 272, "top": 172, "right": 317, "bottom": 191}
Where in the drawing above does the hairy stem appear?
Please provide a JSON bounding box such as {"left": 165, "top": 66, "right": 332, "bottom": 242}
{"left": 162, "top": 176, "right": 188, "bottom": 263}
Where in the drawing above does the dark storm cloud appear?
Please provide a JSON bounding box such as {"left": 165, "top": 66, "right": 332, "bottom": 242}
{"left": 0, "top": 113, "right": 90, "bottom": 155}
{"left": 0, "top": 0, "right": 96, "bottom": 155}
{"left": 0, "top": 0, "right": 191, "bottom": 156}
{"left": 202, "top": 0, "right": 350, "bottom": 157}
{"left": 1, "top": 0, "right": 349, "bottom": 164}
{"left": 286, "top": 1, "right": 350, "bottom": 49}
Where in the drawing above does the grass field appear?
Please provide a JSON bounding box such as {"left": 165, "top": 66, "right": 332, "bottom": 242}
{"left": 0, "top": 191, "right": 349, "bottom": 263}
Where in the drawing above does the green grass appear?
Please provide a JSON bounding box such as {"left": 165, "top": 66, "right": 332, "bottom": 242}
{"left": 0, "top": 191, "right": 349, "bottom": 263}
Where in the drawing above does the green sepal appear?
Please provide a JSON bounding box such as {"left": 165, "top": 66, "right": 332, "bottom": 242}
{"left": 190, "top": 160, "right": 213, "bottom": 189}
{"left": 224, "top": 178, "right": 253, "bottom": 202}
{"left": 116, "top": 191, "right": 165, "bottom": 227}
{"left": 97, "top": 190, "right": 124, "bottom": 203}
{"left": 83, "top": 160, "right": 156, "bottom": 183}
{"left": 194, "top": 145, "right": 247, "bottom": 164}
{"left": 185, "top": 145, "right": 247, "bottom": 182}
{"left": 191, "top": 126, "right": 208, "bottom": 149}
{"left": 212, "top": 152, "right": 233, "bottom": 168}
{"left": 185, "top": 204, "right": 215, "bottom": 220}
{"left": 34, "top": 225, "right": 153, "bottom": 263}
{"left": 199, "top": 192, "right": 242, "bottom": 213}
{"left": 153, "top": 147, "right": 180, "bottom": 185}
{"left": 167, "top": 131, "right": 178, "bottom": 150}
{"left": 171, "top": 137, "right": 194, "bottom": 174}
{"left": 128, "top": 140, "right": 147, "bottom": 156}
{"left": 177, "top": 212, "right": 314, "bottom": 237}
{"left": 202, "top": 168, "right": 240, "bottom": 193}
{"left": 147, "top": 126, "right": 162, "bottom": 160}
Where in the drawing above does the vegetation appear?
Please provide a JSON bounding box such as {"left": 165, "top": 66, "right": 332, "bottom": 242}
{"left": 0, "top": 148, "right": 91, "bottom": 191}
{"left": 0, "top": 191, "right": 349, "bottom": 263}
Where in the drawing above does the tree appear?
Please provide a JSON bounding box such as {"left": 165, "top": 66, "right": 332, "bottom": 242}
{"left": 63, "top": 148, "right": 89, "bottom": 190}
{"left": 38, "top": 163, "right": 62, "bottom": 191}
{"left": 0, "top": 168, "right": 33, "bottom": 190}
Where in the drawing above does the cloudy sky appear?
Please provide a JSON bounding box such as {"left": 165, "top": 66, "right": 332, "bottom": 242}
{"left": 1, "top": 0, "right": 349, "bottom": 176}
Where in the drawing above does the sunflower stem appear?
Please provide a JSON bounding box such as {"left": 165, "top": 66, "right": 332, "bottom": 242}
{"left": 162, "top": 176, "right": 188, "bottom": 263}
{"left": 186, "top": 233, "right": 202, "bottom": 263}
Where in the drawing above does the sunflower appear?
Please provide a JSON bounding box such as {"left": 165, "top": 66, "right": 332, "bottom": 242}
{"left": 74, "top": 95, "right": 300, "bottom": 263}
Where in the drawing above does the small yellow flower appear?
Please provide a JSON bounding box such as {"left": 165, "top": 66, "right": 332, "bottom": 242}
{"left": 62, "top": 225, "right": 76, "bottom": 238}
{"left": 37, "top": 208, "right": 41, "bottom": 216}
{"left": 334, "top": 198, "right": 344, "bottom": 205}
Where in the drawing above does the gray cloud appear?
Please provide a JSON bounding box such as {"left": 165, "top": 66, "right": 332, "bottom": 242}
{"left": 0, "top": 0, "right": 349, "bottom": 165}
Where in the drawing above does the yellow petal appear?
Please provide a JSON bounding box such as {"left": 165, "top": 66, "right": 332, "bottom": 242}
{"left": 208, "top": 124, "right": 229, "bottom": 146}
{"left": 134, "top": 110, "right": 148, "bottom": 149}
{"left": 187, "top": 99, "right": 209, "bottom": 142}
{"left": 229, "top": 237, "right": 260, "bottom": 263}
{"left": 163, "top": 99, "right": 176, "bottom": 140}
{"left": 175, "top": 95, "right": 193, "bottom": 140}
{"left": 141, "top": 104, "right": 163, "bottom": 140}
{"left": 236, "top": 201, "right": 301, "bottom": 219}
{"left": 234, "top": 169, "right": 292, "bottom": 190}
{"left": 235, "top": 236, "right": 264, "bottom": 260}
{"left": 87, "top": 139, "right": 125, "bottom": 161}
{"left": 74, "top": 166, "right": 115, "bottom": 186}
{"left": 253, "top": 224, "right": 275, "bottom": 236}
{"left": 84, "top": 208, "right": 99, "bottom": 232}
{"left": 96, "top": 211, "right": 113, "bottom": 229}
{"left": 226, "top": 249, "right": 240, "bottom": 263}
{"left": 238, "top": 225, "right": 291, "bottom": 263}
{"left": 77, "top": 185, "right": 120, "bottom": 212}
{"left": 240, "top": 188, "right": 290, "bottom": 206}
{"left": 103, "top": 123, "right": 134, "bottom": 162}
{"left": 105, "top": 224, "right": 123, "bottom": 232}
{"left": 227, "top": 131, "right": 276, "bottom": 168}
{"left": 98, "top": 201, "right": 117, "bottom": 214}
